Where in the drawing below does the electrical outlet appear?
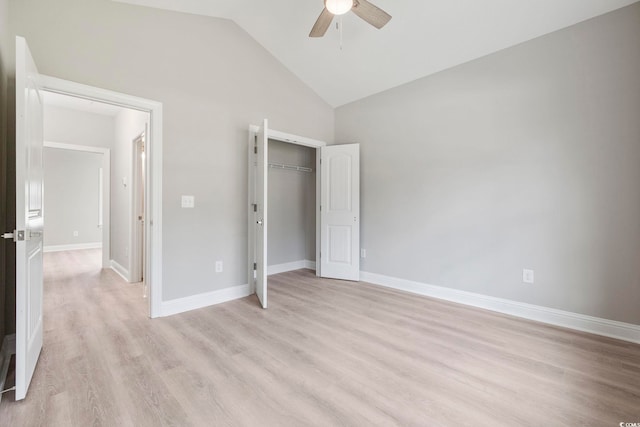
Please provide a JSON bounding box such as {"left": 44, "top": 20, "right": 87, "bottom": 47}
{"left": 73, "top": 230, "right": 79, "bottom": 237}
{"left": 523, "top": 269, "right": 535, "bottom": 284}
{"left": 360, "top": 248, "right": 366, "bottom": 258}
{"left": 215, "top": 261, "right": 223, "bottom": 273}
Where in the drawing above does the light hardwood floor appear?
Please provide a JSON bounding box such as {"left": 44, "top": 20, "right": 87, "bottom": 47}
{"left": 1, "top": 249, "right": 639, "bottom": 426}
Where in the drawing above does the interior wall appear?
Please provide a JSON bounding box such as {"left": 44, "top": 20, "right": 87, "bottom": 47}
{"left": 112, "top": 107, "right": 148, "bottom": 279}
{"left": 44, "top": 104, "right": 115, "bottom": 149}
{"left": 8, "top": 0, "right": 334, "bottom": 301}
{"left": 267, "top": 140, "right": 315, "bottom": 267}
{"left": 335, "top": 3, "right": 640, "bottom": 325}
{"left": 43, "top": 148, "right": 103, "bottom": 248}
{"left": 0, "top": 0, "right": 9, "bottom": 339}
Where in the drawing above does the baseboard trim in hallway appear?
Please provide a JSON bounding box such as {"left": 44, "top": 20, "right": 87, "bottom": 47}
{"left": 43, "top": 242, "right": 102, "bottom": 252}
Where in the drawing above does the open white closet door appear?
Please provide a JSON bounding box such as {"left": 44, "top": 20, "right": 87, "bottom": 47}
{"left": 320, "top": 144, "right": 360, "bottom": 281}
{"left": 248, "top": 119, "right": 268, "bottom": 308}
{"left": 14, "top": 36, "right": 44, "bottom": 400}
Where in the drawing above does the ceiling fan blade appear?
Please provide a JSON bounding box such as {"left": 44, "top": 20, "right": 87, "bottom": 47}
{"left": 309, "top": 8, "right": 334, "bottom": 37}
{"left": 352, "top": 0, "right": 392, "bottom": 29}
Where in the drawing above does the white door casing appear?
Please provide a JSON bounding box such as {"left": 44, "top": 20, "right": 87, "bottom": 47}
{"left": 15, "top": 36, "right": 44, "bottom": 401}
{"left": 320, "top": 144, "right": 360, "bottom": 281}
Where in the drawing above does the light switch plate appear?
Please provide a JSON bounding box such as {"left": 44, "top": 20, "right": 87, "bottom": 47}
{"left": 181, "top": 195, "right": 195, "bottom": 208}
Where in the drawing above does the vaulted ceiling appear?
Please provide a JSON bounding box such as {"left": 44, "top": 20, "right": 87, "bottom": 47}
{"left": 113, "top": 0, "right": 638, "bottom": 107}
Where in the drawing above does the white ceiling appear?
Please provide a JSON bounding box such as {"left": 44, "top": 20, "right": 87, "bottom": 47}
{"left": 42, "top": 91, "right": 125, "bottom": 116}
{"left": 113, "top": 0, "right": 638, "bottom": 107}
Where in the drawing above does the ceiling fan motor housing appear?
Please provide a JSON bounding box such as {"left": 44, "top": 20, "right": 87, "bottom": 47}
{"left": 325, "top": 0, "right": 353, "bottom": 16}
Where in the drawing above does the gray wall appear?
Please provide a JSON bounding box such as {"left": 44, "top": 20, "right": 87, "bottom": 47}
{"left": 8, "top": 0, "right": 334, "bottom": 301}
{"left": 43, "top": 148, "right": 103, "bottom": 247}
{"left": 112, "top": 107, "right": 148, "bottom": 275}
{"left": 336, "top": 4, "right": 640, "bottom": 325}
{"left": 44, "top": 104, "right": 115, "bottom": 149}
{"left": 267, "top": 140, "right": 316, "bottom": 266}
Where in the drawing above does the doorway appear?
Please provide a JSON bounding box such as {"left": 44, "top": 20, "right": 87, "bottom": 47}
{"left": 267, "top": 140, "right": 316, "bottom": 275}
{"left": 42, "top": 141, "right": 110, "bottom": 268}
{"left": 38, "top": 75, "right": 163, "bottom": 318}
{"left": 248, "top": 119, "right": 361, "bottom": 309}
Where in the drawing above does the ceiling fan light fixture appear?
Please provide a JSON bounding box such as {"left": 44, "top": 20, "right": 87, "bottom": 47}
{"left": 325, "top": 0, "right": 353, "bottom": 16}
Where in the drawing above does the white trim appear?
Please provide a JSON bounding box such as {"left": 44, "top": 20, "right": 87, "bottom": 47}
{"left": 267, "top": 260, "right": 316, "bottom": 275}
{"left": 0, "top": 334, "right": 16, "bottom": 403}
{"left": 268, "top": 128, "right": 327, "bottom": 148}
{"left": 360, "top": 271, "right": 640, "bottom": 344}
{"left": 44, "top": 242, "right": 102, "bottom": 253}
{"left": 41, "top": 75, "right": 163, "bottom": 318}
{"left": 160, "top": 284, "right": 252, "bottom": 317}
{"left": 110, "top": 259, "right": 130, "bottom": 282}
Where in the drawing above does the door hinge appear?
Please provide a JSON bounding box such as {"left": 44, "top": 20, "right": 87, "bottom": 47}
{"left": 253, "top": 262, "right": 257, "bottom": 270}
{"left": 252, "top": 204, "right": 257, "bottom": 212}
{"left": 254, "top": 146, "right": 257, "bottom": 154}
{"left": 320, "top": 205, "right": 322, "bottom": 212}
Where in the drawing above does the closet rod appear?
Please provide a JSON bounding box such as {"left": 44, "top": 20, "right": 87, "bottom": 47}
{"left": 268, "top": 163, "right": 313, "bottom": 173}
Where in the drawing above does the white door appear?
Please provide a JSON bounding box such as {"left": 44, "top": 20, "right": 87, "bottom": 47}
{"left": 15, "top": 36, "right": 44, "bottom": 401}
{"left": 320, "top": 144, "right": 360, "bottom": 281}
{"left": 248, "top": 120, "right": 268, "bottom": 308}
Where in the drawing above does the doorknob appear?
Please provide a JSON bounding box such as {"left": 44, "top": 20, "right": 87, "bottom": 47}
{"left": 257, "top": 220, "right": 264, "bottom": 225}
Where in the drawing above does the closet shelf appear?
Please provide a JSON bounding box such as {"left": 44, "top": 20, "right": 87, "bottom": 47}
{"left": 268, "top": 163, "right": 313, "bottom": 173}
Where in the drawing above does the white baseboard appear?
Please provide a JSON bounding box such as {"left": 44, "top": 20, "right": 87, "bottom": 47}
{"left": 360, "top": 271, "right": 640, "bottom": 344}
{"left": 268, "top": 260, "right": 316, "bottom": 275}
{"left": 110, "top": 260, "right": 130, "bottom": 282}
{"left": 0, "top": 334, "right": 16, "bottom": 403}
{"left": 160, "top": 284, "right": 252, "bottom": 317}
{"left": 44, "top": 242, "right": 102, "bottom": 253}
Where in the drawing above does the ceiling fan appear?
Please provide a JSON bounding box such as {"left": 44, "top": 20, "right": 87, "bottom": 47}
{"left": 309, "top": 0, "right": 392, "bottom": 37}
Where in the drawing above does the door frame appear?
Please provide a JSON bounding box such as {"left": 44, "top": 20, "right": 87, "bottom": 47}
{"left": 40, "top": 75, "right": 164, "bottom": 318}
{"left": 42, "top": 141, "right": 111, "bottom": 269}
{"left": 248, "top": 124, "right": 326, "bottom": 288}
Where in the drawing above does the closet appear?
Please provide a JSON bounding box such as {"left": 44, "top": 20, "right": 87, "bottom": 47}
{"left": 267, "top": 140, "right": 317, "bottom": 275}
{"left": 248, "top": 119, "right": 360, "bottom": 309}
